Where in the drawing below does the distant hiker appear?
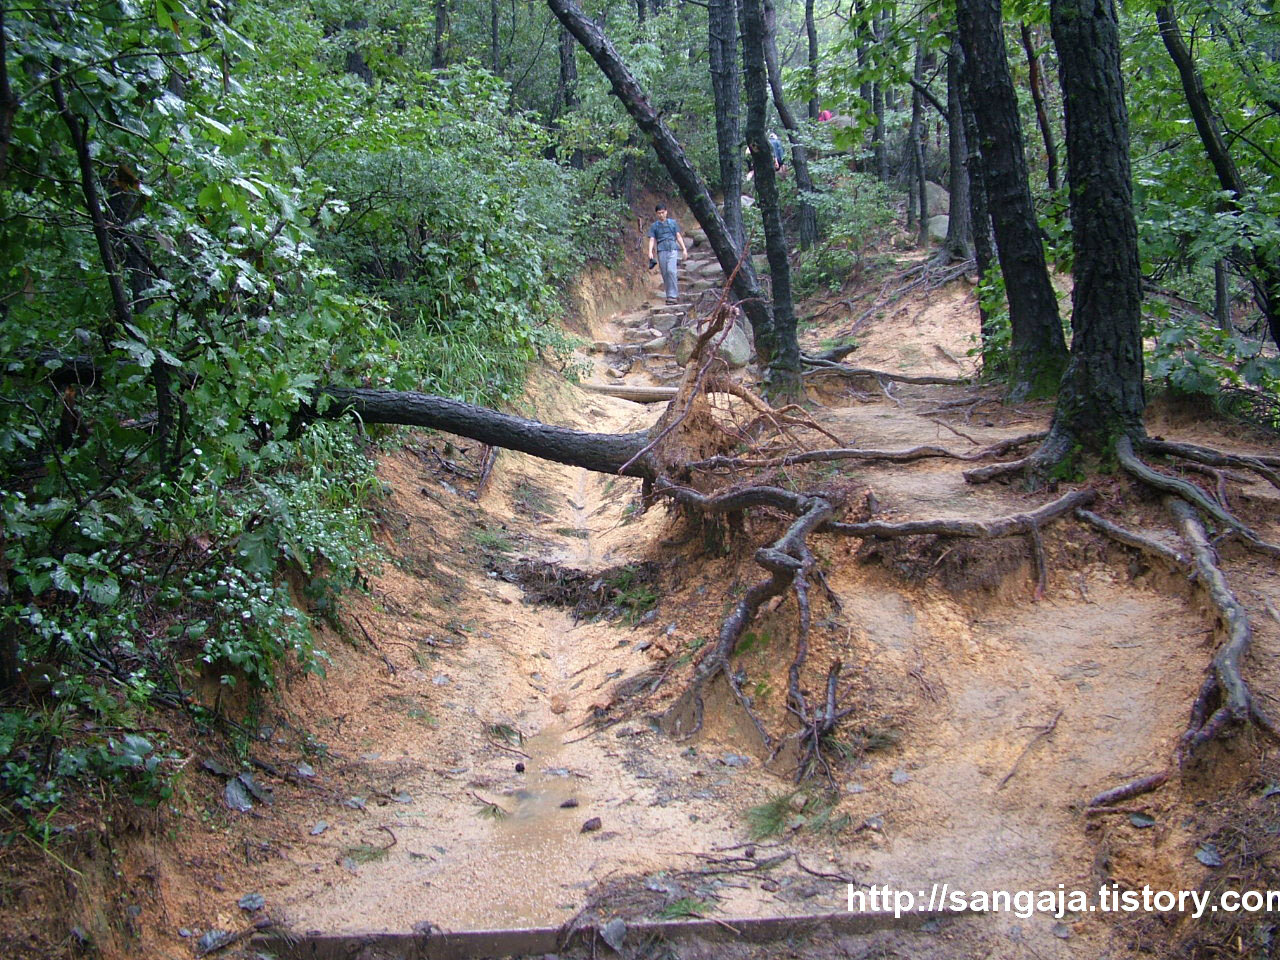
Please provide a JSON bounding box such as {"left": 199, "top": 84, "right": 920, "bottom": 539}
{"left": 817, "top": 109, "right": 834, "bottom": 122}
{"left": 647, "top": 204, "right": 688, "bottom": 304}
{"left": 768, "top": 131, "right": 785, "bottom": 172}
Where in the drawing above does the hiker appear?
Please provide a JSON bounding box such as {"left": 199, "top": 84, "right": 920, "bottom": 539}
{"left": 647, "top": 204, "right": 688, "bottom": 304}
{"left": 768, "top": 131, "right": 785, "bottom": 172}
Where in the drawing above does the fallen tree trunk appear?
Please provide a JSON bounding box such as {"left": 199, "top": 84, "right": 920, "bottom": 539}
{"left": 309, "top": 387, "right": 653, "bottom": 478}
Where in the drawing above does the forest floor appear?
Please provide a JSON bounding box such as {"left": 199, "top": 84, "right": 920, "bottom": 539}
{"left": 17, "top": 224, "right": 1280, "bottom": 960}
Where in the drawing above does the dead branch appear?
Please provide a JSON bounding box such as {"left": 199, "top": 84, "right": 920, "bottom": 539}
{"left": 1087, "top": 771, "right": 1169, "bottom": 808}
{"left": 1169, "top": 498, "right": 1272, "bottom": 757}
{"left": 1075, "top": 509, "right": 1190, "bottom": 568}
{"left": 998, "top": 708, "right": 1062, "bottom": 788}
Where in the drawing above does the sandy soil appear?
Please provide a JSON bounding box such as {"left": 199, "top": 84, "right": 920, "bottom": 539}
{"left": 46, "top": 244, "right": 1280, "bottom": 960}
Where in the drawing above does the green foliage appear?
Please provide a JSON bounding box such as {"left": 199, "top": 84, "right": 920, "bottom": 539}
{"left": 793, "top": 159, "right": 895, "bottom": 296}
{"left": 0, "top": 0, "right": 626, "bottom": 826}
{"left": 1147, "top": 311, "right": 1280, "bottom": 426}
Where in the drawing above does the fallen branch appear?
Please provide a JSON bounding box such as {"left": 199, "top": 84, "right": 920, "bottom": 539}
{"left": 1087, "top": 771, "right": 1169, "bottom": 808}
{"left": 998, "top": 708, "right": 1062, "bottom": 789}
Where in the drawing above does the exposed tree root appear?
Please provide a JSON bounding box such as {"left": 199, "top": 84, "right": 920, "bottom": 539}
{"left": 1075, "top": 508, "right": 1189, "bottom": 568}
{"left": 823, "top": 488, "right": 1094, "bottom": 540}
{"left": 802, "top": 362, "right": 969, "bottom": 386}
{"left": 1138, "top": 437, "right": 1280, "bottom": 490}
{"left": 1169, "top": 498, "right": 1278, "bottom": 758}
{"left": 1116, "top": 437, "right": 1280, "bottom": 559}
{"left": 685, "top": 432, "right": 1047, "bottom": 473}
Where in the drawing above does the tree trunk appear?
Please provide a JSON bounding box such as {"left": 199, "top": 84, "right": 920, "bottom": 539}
{"left": 636, "top": 0, "right": 646, "bottom": 24}
{"left": 1019, "top": 23, "right": 1059, "bottom": 193}
{"left": 740, "top": 0, "right": 803, "bottom": 395}
{"left": 1040, "top": 0, "right": 1145, "bottom": 461}
{"left": 805, "top": 0, "right": 820, "bottom": 121}
{"left": 910, "top": 39, "right": 929, "bottom": 247}
{"left": 433, "top": 0, "right": 450, "bottom": 70}
{"left": 939, "top": 38, "right": 974, "bottom": 262}
{"left": 491, "top": 0, "right": 501, "bottom": 75}
{"left": 957, "top": 39, "right": 998, "bottom": 363}
{"left": 1155, "top": 4, "right": 1280, "bottom": 348}
{"left": 558, "top": 24, "right": 583, "bottom": 169}
{"left": 313, "top": 388, "right": 653, "bottom": 478}
{"left": 872, "top": 12, "right": 888, "bottom": 180}
{"left": 955, "top": 0, "right": 1068, "bottom": 400}
{"left": 545, "top": 0, "right": 799, "bottom": 387}
{"left": 763, "top": 0, "right": 817, "bottom": 250}
{"left": 1215, "top": 260, "right": 1231, "bottom": 332}
{"left": 709, "top": 0, "right": 746, "bottom": 248}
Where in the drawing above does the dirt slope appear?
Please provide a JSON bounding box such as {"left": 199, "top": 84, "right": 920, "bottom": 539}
{"left": 92, "top": 240, "right": 1280, "bottom": 960}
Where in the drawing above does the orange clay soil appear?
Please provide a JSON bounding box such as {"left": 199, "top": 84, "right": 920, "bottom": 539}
{"left": 11, "top": 249, "right": 1280, "bottom": 960}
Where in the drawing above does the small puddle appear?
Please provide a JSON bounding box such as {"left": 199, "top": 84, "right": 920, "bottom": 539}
{"left": 493, "top": 727, "right": 586, "bottom": 845}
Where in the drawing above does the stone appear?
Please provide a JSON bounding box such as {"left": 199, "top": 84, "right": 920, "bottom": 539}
{"left": 927, "top": 215, "right": 949, "bottom": 242}
{"left": 925, "top": 180, "right": 950, "bottom": 217}
{"left": 669, "top": 323, "right": 752, "bottom": 368}
{"left": 606, "top": 367, "right": 625, "bottom": 379}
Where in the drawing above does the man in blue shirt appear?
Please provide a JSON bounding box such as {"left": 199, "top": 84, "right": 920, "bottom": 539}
{"left": 647, "top": 204, "right": 689, "bottom": 304}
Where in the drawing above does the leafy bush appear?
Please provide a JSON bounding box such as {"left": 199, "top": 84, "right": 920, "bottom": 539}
{"left": 793, "top": 160, "right": 894, "bottom": 296}
{"left": 1146, "top": 311, "right": 1280, "bottom": 426}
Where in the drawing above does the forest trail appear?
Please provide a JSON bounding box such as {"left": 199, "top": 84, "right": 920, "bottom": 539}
{"left": 166, "top": 232, "right": 1280, "bottom": 960}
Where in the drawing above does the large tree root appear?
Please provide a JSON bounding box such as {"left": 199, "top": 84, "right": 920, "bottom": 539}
{"left": 802, "top": 362, "right": 969, "bottom": 386}
{"left": 1115, "top": 437, "right": 1280, "bottom": 559}
{"left": 658, "top": 485, "right": 834, "bottom": 744}
{"left": 1169, "top": 498, "right": 1279, "bottom": 757}
{"left": 685, "top": 432, "right": 1047, "bottom": 473}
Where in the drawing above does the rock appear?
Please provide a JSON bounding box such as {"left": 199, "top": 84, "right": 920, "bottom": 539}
{"left": 925, "top": 180, "right": 950, "bottom": 217}
{"left": 223, "top": 778, "right": 253, "bottom": 812}
{"left": 927, "top": 215, "right": 949, "bottom": 242}
{"left": 238, "top": 893, "right": 265, "bottom": 912}
{"left": 606, "top": 367, "right": 625, "bottom": 379}
{"left": 310, "top": 821, "right": 328, "bottom": 836}
{"left": 560, "top": 798, "right": 579, "bottom": 808}
{"left": 668, "top": 324, "right": 751, "bottom": 368}
{"left": 581, "top": 817, "right": 603, "bottom": 833}
{"left": 601, "top": 918, "right": 627, "bottom": 951}
{"left": 197, "top": 930, "right": 233, "bottom": 953}
{"left": 591, "top": 340, "right": 611, "bottom": 353}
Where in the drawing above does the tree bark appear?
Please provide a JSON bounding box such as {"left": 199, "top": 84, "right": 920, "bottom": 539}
{"left": 956, "top": 39, "right": 998, "bottom": 362}
{"left": 909, "top": 38, "right": 929, "bottom": 247}
{"left": 545, "top": 0, "right": 800, "bottom": 389}
{"left": 740, "top": 0, "right": 803, "bottom": 395}
{"left": 1019, "top": 23, "right": 1059, "bottom": 193}
{"left": 939, "top": 38, "right": 974, "bottom": 262}
{"left": 709, "top": 0, "right": 746, "bottom": 248}
{"left": 1155, "top": 4, "right": 1280, "bottom": 347}
{"left": 955, "top": 0, "right": 1068, "bottom": 400}
{"left": 805, "top": 0, "right": 820, "bottom": 121}
{"left": 763, "top": 0, "right": 817, "bottom": 250}
{"left": 491, "top": 0, "right": 501, "bottom": 75}
{"left": 312, "top": 388, "right": 653, "bottom": 478}
{"left": 557, "top": 24, "right": 583, "bottom": 169}
{"left": 433, "top": 0, "right": 450, "bottom": 70}
{"left": 1040, "top": 0, "right": 1145, "bottom": 460}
